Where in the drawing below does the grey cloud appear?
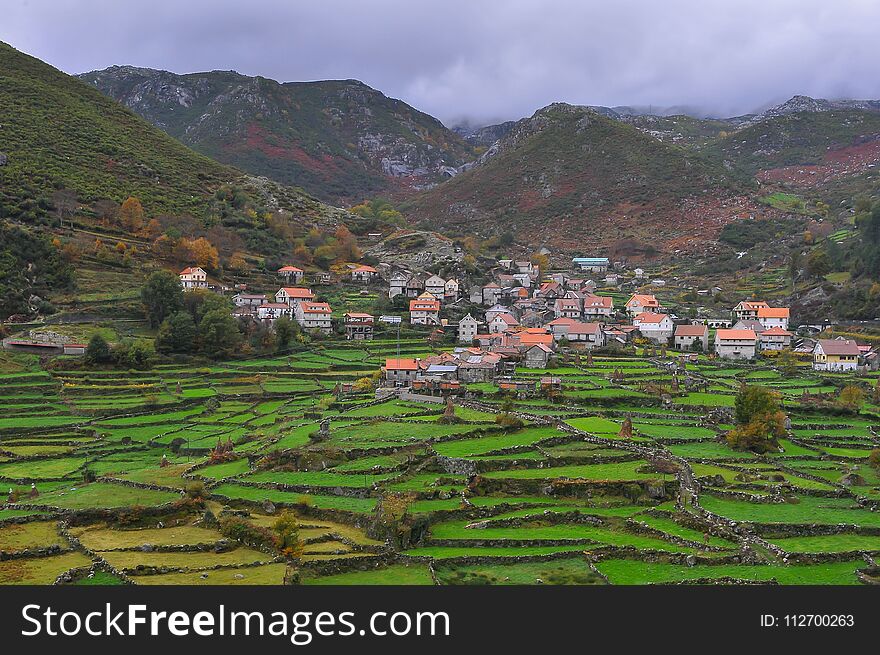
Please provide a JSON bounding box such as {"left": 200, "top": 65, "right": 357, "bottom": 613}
{"left": 2, "top": 0, "right": 879, "bottom": 126}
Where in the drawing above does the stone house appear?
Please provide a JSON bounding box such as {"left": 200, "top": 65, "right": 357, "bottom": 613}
{"left": 673, "top": 324, "right": 708, "bottom": 351}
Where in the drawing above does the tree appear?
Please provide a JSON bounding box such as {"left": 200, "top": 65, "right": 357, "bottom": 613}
{"left": 777, "top": 349, "right": 798, "bottom": 377}
{"left": 141, "top": 270, "right": 184, "bottom": 328}
{"left": 272, "top": 510, "right": 303, "bottom": 558}
{"left": 734, "top": 385, "right": 783, "bottom": 425}
{"left": 182, "top": 237, "right": 219, "bottom": 271}
{"left": 227, "top": 253, "right": 248, "bottom": 273}
{"left": 727, "top": 384, "right": 787, "bottom": 453}
{"left": 806, "top": 248, "right": 831, "bottom": 279}
{"left": 199, "top": 308, "right": 242, "bottom": 358}
{"left": 156, "top": 311, "right": 197, "bottom": 354}
{"left": 530, "top": 252, "right": 550, "bottom": 273}
{"left": 113, "top": 339, "right": 155, "bottom": 370}
{"left": 838, "top": 384, "right": 865, "bottom": 410}
{"left": 85, "top": 334, "right": 112, "bottom": 364}
{"left": 51, "top": 189, "right": 77, "bottom": 229}
{"left": 726, "top": 411, "right": 787, "bottom": 453}
{"left": 788, "top": 249, "right": 803, "bottom": 289}
{"left": 869, "top": 448, "right": 880, "bottom": 471}
{"left": 274, "top": 316, "right": 294, "bottom": 353}
{"left": 119, "top": 197, "right": 145, "bottom": 233}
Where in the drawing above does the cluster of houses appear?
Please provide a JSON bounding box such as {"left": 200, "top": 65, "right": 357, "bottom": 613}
{"left": 178, "top": 257, "right": 877, "bottom": 375}
{"left": 180, "top": 265, "right": 376, "bottom": 339}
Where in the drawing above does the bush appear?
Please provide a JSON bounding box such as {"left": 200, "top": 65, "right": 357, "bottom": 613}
{"left": 220, "top": 515, "right": 277, "bottom": 551}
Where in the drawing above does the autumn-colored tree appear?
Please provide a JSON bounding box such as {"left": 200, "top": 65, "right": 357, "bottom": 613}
{"left": 292, "top": 244, "right": 314, "bottom": 266}
{"left": 119, "top": 197, "right": 145, "bottom": 233}
{"left": 334, "top": 225, "right": 361, "bottom": 262}
{"left": 115, "top": 241, "right": 127, "bottom": 254}
{"left": 177, "top": 237, "right": 219, "bottom": 271}
{"left": 227, "top": 253, "right": 248, "bottom": 273}
{"left": 353, "top": 376, "right": 376, "bottom": 393}
{"left": 152, "top": 234, "right": 175, "bottom": 260}
{"left": 838, "top": 384, "right": 865, "bottom": 410}
{"left": 727, "top": 384, "right": 787, "bottom": 453}
{"left": 142, "top": 218, "right": 163, "bottom": 239}
{"left": 272, "top": 510, "right": 304, "bottom": 558}
{"left": 869, "top": 448, "right": 880, "bottom": 471}
{"left": 531, "top": 252, "right": 550, "bottom": 273}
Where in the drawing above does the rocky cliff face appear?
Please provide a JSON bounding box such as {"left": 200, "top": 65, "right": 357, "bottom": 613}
{"left": 79, "top": 66, "right": 476, "bottom": 205}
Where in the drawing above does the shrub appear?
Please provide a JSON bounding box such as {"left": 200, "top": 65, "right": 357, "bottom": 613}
{"left": 220, "top": 515, "right": 277, "bottom": 551}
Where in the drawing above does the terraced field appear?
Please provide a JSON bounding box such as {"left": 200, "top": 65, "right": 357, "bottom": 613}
{"left": 1, "top": 344, "right": 879, "bottom": 585}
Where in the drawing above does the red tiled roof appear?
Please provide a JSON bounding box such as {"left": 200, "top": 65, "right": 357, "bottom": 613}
{"left": 626, "top": 294, "right": 659, "bottom": 307}
{"left": 674, "top": 324, "right": 708, "bottom": 336}
{"left": 716, "top": 329, "right": 757, "bottom": 340}
{"left": 301, "top": 302, "right": 331, "bottom": 314}
{"left": 634, "top": 312, "right": 668, "bottom": 324}
{"left": 760, "top": 327, "right": 792, "bottom": 336}
{"left": 757, "top": 307, "right": 790, "bottom": 318}
{"left": 385, "top": 358, "right": 418, "bottom": 370}
{"left": 278, "top": 287, "right": 314, "bottom": 298}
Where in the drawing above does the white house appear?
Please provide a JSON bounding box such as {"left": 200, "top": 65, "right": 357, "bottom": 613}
{"left": 424, "top": 275, "right": 446, "bottom": 298}
{"left": 295, "top": 301, "right": 333, "bottom": 333}
{"left": 759, "top": 327, "right": 792, "bottom": 351}
{"left": 276, "top": 287, "right": 314, "bottom": 309}
{"left": 512, "top": 273, "right": 534, "bottom": 288}
{"left": 571, "top": 257, "right": 610, "bottom": 273}
{"left": 566, "top": 322, "right": 606, "bottom": 348}
{"left": 757, "top": 307, "right": 790, "bottom": 330}
{"left": 633, "top": 312, "right": 674, "bottom": 343}
{"left": 733, "top": 300, "right": 769, "bottom": 322}
{"left": 444, "top": 278, "right": 460, "bottom": 301}
{"left": 582, "top": 294, "right": 613, "bottom": 319}
{"left": 714, "top": 329, "right": 757, "bottom": 360}
{"left": 257, "top": 303, "right": 293, "bottom": 321}
{"left": 457, "top": 314, "right": 480, "bottom": 343}
{"left": 409, "top": 296, "right": 441, "bottom": 325}
{"left": 179, "top": 266, "right": 207, "bottom": 289}
{"left": 484, "top": 304, "right": 511, "bottom": 325}
{"left": 554, "top": 297, "right": 583, "bottom": 319}
{"left": 488, "top": 313, "right": 519, "bottom": 333}
{"left": 351, "top": 265, "right": 378, "bottom": 283}
{"left": 232, "top": 293, "right": 267, "bottom": 309}
{"left": 625, "top": 294, "right": 660, "bottom": 316}
{"left": 388, "top": 272, "right": 409, "bottom": 299}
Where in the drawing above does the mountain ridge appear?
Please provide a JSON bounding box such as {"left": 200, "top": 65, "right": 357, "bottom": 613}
{"left": 79, "top": 65, "right": 477, "bottom": 205}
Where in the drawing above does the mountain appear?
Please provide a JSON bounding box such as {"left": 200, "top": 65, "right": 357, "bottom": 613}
{"left": 703, "top": 107, "right": 880, "bottom": 186}
{"left": 748, "top": 95, "right": 880, "bottom": 124}
{"left": 79, "top": 66, "right": 477, "bottom": 204}
{"left": 403, "top": 103, "right": 753, "bottom": 257}
{"left": 453, "top": 121, "right": 517, "bottom": 148}
{"left": 0, "top": 42, "right": 339, "bottom": 226}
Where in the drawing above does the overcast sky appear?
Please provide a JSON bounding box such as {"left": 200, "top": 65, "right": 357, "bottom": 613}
{"left": 3, "top": 0, "right": 880, "bottom": 126}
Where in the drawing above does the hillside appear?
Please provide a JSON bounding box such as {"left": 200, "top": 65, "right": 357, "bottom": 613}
{"left": 704, "top": 109, "right": 880, "bottom": 186}
{"left": 0, "top": 42, "right": 342, "bottom": 225}
{"left": 404, "top": 103, "right": 751, "bottom": 256}
{"left": 79, "top": 66, "right": 476, "bottom": 204}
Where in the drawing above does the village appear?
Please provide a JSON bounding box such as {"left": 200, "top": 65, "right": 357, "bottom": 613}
{"left": 170, "top": 251, "right": 872, "bottom": 398}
